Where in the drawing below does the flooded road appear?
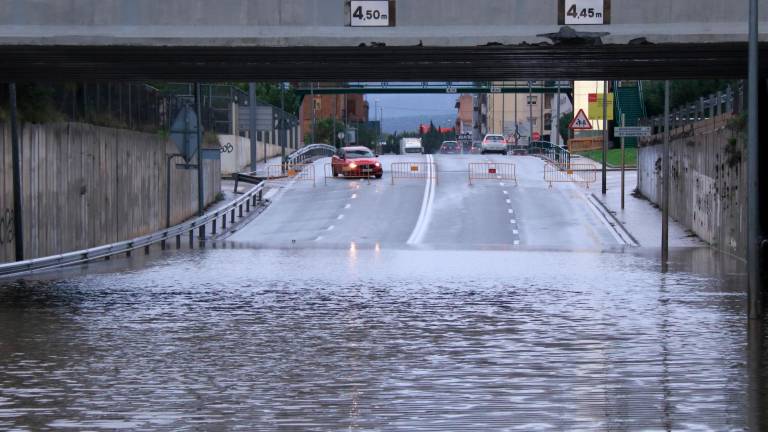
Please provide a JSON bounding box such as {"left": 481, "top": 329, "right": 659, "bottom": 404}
{"left": 0, "top": 245, "right": 764, "bottom": 430}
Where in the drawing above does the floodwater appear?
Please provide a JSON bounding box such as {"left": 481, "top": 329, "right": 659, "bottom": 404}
{"left": 0, "top": 245, "right": 765, "bottom": 431}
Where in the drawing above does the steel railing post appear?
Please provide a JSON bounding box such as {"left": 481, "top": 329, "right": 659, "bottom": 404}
{"left": 747, "top": 0, "right": 762, "bottom": 319}
{"left": 662, "top": 81, "right": 671, "bottom": 271}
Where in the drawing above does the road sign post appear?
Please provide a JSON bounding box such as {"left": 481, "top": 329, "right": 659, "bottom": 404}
{"left": 620, "top": 114, "right": 625, "bottom": 210}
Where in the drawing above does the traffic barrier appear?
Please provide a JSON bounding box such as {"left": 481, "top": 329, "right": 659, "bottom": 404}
{"left": 468, "top": 162, "right": 517, "bottom": 186}
{"left": 266, "top": 163, "right": 315, "bottom": 187}
{"left": 390, "top": 162, "right": 437, "bottom": 185}
{"left": 543, "top": 162, "right": 598, "bottom": 188}
{"left": 323, "top": 163, "right": 375, "bottom": 185}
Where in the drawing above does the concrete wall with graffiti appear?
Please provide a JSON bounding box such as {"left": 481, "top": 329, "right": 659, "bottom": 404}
{"left": 638, "top": 114, "right": 747, "bottom": 258}
{"left": 0, "top": 122, "right": 221, "bottom": 263}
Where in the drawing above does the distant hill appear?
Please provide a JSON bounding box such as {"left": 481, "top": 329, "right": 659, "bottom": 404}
{"left": 382, "top": 113, "right": 455, "bottom": 134}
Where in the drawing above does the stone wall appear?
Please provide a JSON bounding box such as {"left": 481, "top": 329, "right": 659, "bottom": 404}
{"left": 0, "top": 122, "right": 221, "bottom": 262}
{"left": 638, "top": 114, "right": 747, "bottom": 258}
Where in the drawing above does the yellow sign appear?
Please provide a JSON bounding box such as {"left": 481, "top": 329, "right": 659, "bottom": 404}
{"left": 588, "top": 93, "right": 614, "bottom": 120}
{"left": 410, "top": 165, "right": 419, "bottom": 172}
{"left": 287, "top": 169, "right": 297, "bottom": 177}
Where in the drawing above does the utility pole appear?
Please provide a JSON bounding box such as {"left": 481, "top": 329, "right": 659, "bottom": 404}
{"left": 514, "top": 82, "right": 519, "bottom": 146}
{"left": 556, "top": 82, "right": 561, "bottom": 148}
{"left": 310, "top": 82, "right": 316, "bottom": 144}
{"left": 620, "top": 113, "right": 626, "bottom": 210}
{"left": 9, "top": 83, "right": 23, "bottom": 261}
{"left": 333, "top": 94, "right": 338, "bottom": 148}
{"left": 248, "top": 83, "right": 258, "bottom": 172}
{"left": 602, "top": 80, "right": 608, "bottom": 194}
{"left": 747, "top": 0, "right": 762, "bottom": 319}
{"left": 662, "top": 80, "right": 671, "bottom": 270}
{"left": 528, "top": 81, "right": 533, "bottom": 145}
{"left": 194, "top": 83, "right": 205, "bottom": 243}
{"left": 280, "top": 82, "right": 287, "bottom": 160}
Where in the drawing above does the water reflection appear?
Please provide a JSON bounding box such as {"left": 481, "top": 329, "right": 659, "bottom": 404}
{"left": 0, "top": 246, "right": 763, "bottom": 430}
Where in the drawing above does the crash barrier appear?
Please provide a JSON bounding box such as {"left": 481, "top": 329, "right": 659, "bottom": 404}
{"left": 468, "top": 162, "right": 518, "bottom": 186}
{"left": 390, "top": 162, "right": 438, "bottom": 185}
{"left": 0, "top": 181, "right": 266, "bottom": 277}
{"left": 323, "top": 163, "right": 377, "bottom": 185}
{"left": 266, "top": 163, "right": 315, "bottom": 187}
{"left": 544, "top": 162, "right": 598, "bottom": 188}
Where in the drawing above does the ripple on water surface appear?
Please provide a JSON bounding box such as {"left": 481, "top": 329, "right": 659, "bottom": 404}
{"left": 0, "top": 247, "right": 761, "bottom": 431}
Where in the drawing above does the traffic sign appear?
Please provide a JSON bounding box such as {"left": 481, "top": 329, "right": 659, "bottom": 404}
{"left": 614, "top": 126, "right": 652, "bottom": 137}
{"left": 532, "top": 132, "right": 541, "bottom": 141}
{"left": 350, "top": 1, "right": 393, "bottom": 27}
{"left": 569, "top": 109, "right": 593, "bottom": 130}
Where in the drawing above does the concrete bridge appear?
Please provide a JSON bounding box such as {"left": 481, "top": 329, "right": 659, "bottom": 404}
{"left": 0, "top": 0, "right": 767, "bottom": 80}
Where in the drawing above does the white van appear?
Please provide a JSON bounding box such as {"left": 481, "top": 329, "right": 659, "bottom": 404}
{"left": 400, "top": 138, "right": 424, "bottom": 155}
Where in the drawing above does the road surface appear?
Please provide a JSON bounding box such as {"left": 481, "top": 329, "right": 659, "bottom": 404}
{"left": 229, "top": 154, "right": 624, "bottom": 251}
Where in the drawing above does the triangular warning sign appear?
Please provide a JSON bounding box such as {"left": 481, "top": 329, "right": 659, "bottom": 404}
{"left": 569, "top": 109, "right": 593, "bottom": 130}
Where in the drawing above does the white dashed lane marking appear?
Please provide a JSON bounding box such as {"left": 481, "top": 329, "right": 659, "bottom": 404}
{"left": 327, "top": 225, "right": 335, "bottom": 231}
{"left": 337, "top": 214, "right": 345, "bottom": 220}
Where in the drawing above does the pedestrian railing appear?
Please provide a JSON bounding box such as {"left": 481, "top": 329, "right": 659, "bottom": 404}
{"left": 285, "top": 144, "right": 336, "bottom": 165}
{"left": 266, "top": 163, "right": 316, "bottom": 187}
{"left": 390, "top": 162, "right": 438, "bottom": 185}
{"left": 544, "top": 162, "right": 598, "bottom": 188}
{"left": 468, "top": 162, "right": 518, "bottom": 186}
{"left": 0, "top": 181, "right": 267, "bottom": 278}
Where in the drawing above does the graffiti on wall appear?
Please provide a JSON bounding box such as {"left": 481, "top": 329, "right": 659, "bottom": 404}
{"left": 0, "top": 208, "right": 13, "bottom": 245}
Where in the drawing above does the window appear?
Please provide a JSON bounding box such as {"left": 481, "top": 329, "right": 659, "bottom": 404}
{"left": 544, "top": 97, "right": 552, "bottom": 109}
{"left": 544, "top": 113, "right": 552, "bottom": 131}
{"left": 527, "top": 96, "right": 538, "bottom": 105}
{"left": 527, "top": 117, "right": 537, "bottom": 126}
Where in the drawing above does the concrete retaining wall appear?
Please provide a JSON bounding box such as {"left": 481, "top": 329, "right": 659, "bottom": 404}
{"left": 638, "top": 114, "right": 747, "bottom": 257}
{"left": 218, "top": 134, "right": 284, "bottom": 176}
{"left": 0, "top": 122, "right": 221, "bottom": 263}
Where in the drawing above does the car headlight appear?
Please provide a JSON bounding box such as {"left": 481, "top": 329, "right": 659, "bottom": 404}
{"left": 375, "top": 162, "right": 381, "bottom": 167}
{"left": 349, "top": 162, "right": 358, "bottom": 169}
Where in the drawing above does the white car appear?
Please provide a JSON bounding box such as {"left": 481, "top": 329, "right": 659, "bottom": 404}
{"left": 481, "top": 134, "right": 508, "bottom": 154}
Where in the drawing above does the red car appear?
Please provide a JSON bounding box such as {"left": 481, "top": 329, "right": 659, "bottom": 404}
{"left": 332, "top": 146, "right": 383, "bottom": 179}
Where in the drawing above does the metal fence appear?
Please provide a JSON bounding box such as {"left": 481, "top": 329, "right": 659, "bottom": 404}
{"left": 644, "top": 85, "right": 743, "bottom": 135}
{"left": 46, "top": 82, "right": 299, "bottom": 138}
{"left": 544, "top": 162, "right": 598, "bottom": 188}
{"left": 390, "top": 162, "right": 438, "bottom": 185}
{"left": 468, "top": 162, "right": 517, "bottom": 185}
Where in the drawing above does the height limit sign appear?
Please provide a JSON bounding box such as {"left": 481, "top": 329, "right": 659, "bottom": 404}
{"left": 558, "top": 0, "right": 610, "bottom": 25}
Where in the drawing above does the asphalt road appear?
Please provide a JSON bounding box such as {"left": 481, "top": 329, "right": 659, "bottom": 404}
{"left": 229, "top": 154, "right": 623, "bottom": 251}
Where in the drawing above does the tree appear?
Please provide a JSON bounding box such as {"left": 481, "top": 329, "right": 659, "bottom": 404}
{"left": 304, "top": 117, "right": 346, "bottom": 146}
{"left": 559, "top": 112, "right": 574, "bottom": 145}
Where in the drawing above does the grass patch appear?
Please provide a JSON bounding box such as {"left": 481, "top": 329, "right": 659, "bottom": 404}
{"left": 576, "top": 148, "right": 637, "bottom": 168}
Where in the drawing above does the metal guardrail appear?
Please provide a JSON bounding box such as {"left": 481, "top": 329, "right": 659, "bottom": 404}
{"left": 468, "top": 162, "right": 517, "bottom": 186}
{"left": 544, "top": 162, "right": 598, "bottom": 188}
{"left": 528, "top": 141, "right": 571, "bottom": 165}
{"left": 0, "top": 182, "right": 267, "bottom": 278}
{"left": 285, "top": 144, "right": 336, "bottom": 165}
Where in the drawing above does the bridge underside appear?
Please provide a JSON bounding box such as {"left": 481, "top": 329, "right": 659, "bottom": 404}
{"left": 1, "top": 43, "right": 767, "bottom": 82}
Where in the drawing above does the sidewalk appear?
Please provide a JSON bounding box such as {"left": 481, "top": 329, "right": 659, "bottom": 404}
{"left": 591, "top": 170, "right": 705, "bottom": 248}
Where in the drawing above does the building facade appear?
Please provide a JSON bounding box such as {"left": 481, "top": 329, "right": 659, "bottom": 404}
{"left": 299, "top": 93, "right": 369, "bottom": 144}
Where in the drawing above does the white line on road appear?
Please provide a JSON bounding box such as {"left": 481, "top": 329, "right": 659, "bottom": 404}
{"left": 513, "top": 229, "right": 519, "bottom": 235}
{"left": 510, "top": 219, "right": 517, "bottom": 224}
{"left": 508, "top": 209, "right": 514, "bottom": 214}
{"left": 503, "top": 190, "right": 508, "bottom": 195}
{"left": 327, "top": 225, "right": 335, "bottom": 231}
{"left": 506, "top": 199, "right": 511, "bottom": 204}
{"left": 314, "top": 236, "right": 324, "bottom": 241}
{"left": 337, "top": 214, "right": 345, "bottom": 220}
{"left": 344, "top": 204, "right": 351, "bottom": 209}
{"left": 351, "top": 194, "right": 357, "bottom": 199}
{"left": 514, "top": 240, "right": 520, "bottom": 245}
{"left": 407, "top": 154, "right": 436, "bottom": 245}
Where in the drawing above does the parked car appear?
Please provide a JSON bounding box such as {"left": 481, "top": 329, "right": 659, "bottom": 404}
{"left": 331, "top": 146, "right": 383, "bottom": 179}
{"left": 400, "top": 138, "right": 424, "bottom": 155}
{"left": 439, "top": 140, "right": 460, "bottom": 154}
{"left": 481, "top": 134, "right": 508, "bottom": 154}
